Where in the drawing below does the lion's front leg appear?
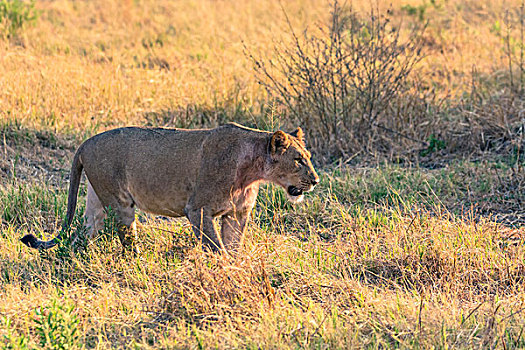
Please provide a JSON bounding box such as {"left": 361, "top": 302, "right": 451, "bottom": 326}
{"left": 221, "top": 209, "right": 250, "bottom": 251}
{"left": 185, "top": 206, "right": 222, "bottom": 251}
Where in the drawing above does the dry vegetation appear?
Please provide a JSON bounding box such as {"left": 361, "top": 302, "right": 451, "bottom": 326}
{"left": 2, "top": 0, "right": 525, "bottom": 348}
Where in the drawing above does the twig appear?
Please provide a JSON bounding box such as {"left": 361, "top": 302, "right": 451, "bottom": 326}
{"left": 460, "top": 301, "right": 485, "bottom": 327}
{"left": 372, "top": 122, "right": 428, "bottom": 146}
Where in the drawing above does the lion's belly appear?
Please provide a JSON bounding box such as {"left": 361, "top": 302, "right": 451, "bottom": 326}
{"left": 129, "top": 184, "right": 191, "bottom": 217}
{"left": 125, "top": 164, "right": 197, "bottom": 218}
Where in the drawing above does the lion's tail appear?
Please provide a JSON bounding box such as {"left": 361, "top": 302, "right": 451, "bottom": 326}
{"left": 21, "top": 150, "right": 84, "bottom": 250}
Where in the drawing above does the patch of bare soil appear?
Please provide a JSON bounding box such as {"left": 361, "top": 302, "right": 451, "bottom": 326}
{"left": 0, "top": 126, "right": 76, "bottom": 187}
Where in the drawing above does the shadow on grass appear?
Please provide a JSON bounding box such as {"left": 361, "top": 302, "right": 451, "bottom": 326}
{"left": 347, "top": 255, "right": 525, "bottom": 296}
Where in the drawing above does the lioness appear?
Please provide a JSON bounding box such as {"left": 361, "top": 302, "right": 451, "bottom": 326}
{"left": 21, "top": 123, "right": 319, "bottom": 251}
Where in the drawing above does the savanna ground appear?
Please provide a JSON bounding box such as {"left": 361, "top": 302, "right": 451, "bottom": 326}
{"left": 2, "top": 0, "right": 525, "bottom": 348}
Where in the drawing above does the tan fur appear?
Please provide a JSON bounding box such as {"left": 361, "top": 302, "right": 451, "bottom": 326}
{"left": 20, "top": 123, "right": 319, "bottom": 251}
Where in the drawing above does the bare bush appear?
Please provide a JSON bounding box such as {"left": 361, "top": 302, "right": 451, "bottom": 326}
{"left": 248, "top": 1, "right": 426, "bottom": 162}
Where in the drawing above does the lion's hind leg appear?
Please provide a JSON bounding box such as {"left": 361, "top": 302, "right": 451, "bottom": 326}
{"left": 83, "top": 179, "right": 138, "bottom": 252}
{"left": 84, "top": 181, "right": 107, "bottom": 240}
{"left": 71, "top": 181, "right": 107, "bottom": 247}
{"left": 112, "top": 201, "right": 138, "bottom": 253}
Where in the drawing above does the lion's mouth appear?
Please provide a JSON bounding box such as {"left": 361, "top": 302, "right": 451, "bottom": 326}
{"left": 287, "top": 186, "right": 304, "bottom": 197}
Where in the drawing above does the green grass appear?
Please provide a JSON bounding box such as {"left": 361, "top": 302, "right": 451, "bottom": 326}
{"left": 0, "top": 182, "right": 68, "bottom": 228}
{"left": 0, "top": 0, "right": 39, "bottom": 39}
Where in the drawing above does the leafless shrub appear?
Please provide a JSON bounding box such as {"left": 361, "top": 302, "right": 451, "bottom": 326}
{"left": 443, "top": 4, "right": 525, "bottom": 160}
{"left": 247, "top": 1, "right": 426, "bottom": 162}
{"left": 449, "top": 2, "right": 525, "bottom": 159}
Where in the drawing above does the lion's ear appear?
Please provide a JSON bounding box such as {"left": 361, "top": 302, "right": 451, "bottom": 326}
{"left": 290, "top": 127, "right": 305, "bottom": 145}
{"left": 270, "top": 130, "right": 291, "bottom": 155}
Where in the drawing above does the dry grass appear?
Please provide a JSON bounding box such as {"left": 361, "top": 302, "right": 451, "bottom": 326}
{"left": 1, "top": 179, "right": 525, "bottom": 348}
{"left": 2, "top": 0, "right": 525, "bottom": 348}
{"left": 0, "top": 0, "right": 331, "bottom": 134}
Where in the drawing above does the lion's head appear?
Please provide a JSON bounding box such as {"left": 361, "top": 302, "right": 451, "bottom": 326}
{"left": 266, "top": 127, "right": 319, "bottom": 203}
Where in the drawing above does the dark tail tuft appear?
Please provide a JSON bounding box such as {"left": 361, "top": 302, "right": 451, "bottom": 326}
{"left": 20, "top": 233, "right": 60, "bottom": 249}
{"left": 20, "top": 234, "right": 40, "bottom": 248}
{"left": 20, "top": 145, "right": 84, "bottom": 251}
